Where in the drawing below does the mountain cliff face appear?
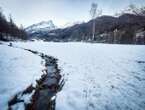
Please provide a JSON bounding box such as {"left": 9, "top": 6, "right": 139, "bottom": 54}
{"left": 26, "top": 20, "right": 57, "bottom": 33}
{"left": 26, "top": 14, "right": 145, "bottom": 44}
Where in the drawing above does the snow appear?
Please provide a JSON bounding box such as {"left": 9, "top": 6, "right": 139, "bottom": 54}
{"left": 59, "top": 21, "right": 84, "bottom": 29}
{"left": 26, "top": 20, "right": 57, "bottom": 33}
{"left": 11, "top": 102, "right": 25, "bottom": 110}
{"left": 13, "top": 42, "right": 145, "bottom": 110}
{"left": 0, "top": 44, "right": 42, "bottom": 110}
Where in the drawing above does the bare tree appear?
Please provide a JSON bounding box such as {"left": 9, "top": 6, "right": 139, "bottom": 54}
{"left": 128, "top": 4, "right": 140, "bottom": 15}
{"left": 90, "top": 3, "right": 97, "bottom": 40}
{"left": 128, "top": 4, "right": 145, "bottom": 16}
{"left": 90, "top": 3, "right": 102, "bottom": 40}
{"left": 116, "top": 4, "right": 145, "bottom": 16}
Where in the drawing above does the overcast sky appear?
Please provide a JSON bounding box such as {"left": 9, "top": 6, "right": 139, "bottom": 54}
{"left": 0, "top": 0, "right": 145, "bottom": 27}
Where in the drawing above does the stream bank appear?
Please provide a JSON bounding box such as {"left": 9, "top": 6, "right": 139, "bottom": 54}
{"left": 1, "top": 43, "right": 64, "bottom": 110}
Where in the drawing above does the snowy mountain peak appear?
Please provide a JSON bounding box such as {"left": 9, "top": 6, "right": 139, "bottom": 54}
{"left": 59, "top": 21, "right": 84, "bottom": 29}
{"left": 26, "top": 20, "right": 57, "bottom": 33}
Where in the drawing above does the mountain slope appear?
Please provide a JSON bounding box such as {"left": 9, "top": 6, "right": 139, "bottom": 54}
{"left": 26, "top": 14, "right": 145, "bottom": 44}
{"left": 26, "top": 20, "right": 57, "bottom": 34}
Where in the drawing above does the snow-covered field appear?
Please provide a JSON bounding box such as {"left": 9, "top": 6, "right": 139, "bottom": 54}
{"left": 13, "top": 42, "right": 145, "bottom": 110}
{"left": 1, "top": 41, "right": 145, "bottom": 110}
{"left": 0, "top": 44, "right": 42, "bottom": 110}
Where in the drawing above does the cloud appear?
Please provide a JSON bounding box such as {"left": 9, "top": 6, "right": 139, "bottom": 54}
{"left": 0, "top": 0, "right": 144, "bottom": 27}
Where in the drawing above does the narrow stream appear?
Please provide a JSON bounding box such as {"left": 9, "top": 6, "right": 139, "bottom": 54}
{"left": 2, "top": 43, "right": 64, "bottom": 110}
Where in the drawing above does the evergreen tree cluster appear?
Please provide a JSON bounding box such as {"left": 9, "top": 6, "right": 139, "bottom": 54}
{"left": 0, "top": 8, "right": 27, "bottom": 41}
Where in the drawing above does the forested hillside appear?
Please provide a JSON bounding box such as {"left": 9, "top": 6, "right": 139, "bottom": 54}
{"left": 27, "top": 5, "right": 145, "bottom": 44}
{"left": 0, "top": 8, "right": 27, "bottom": 41}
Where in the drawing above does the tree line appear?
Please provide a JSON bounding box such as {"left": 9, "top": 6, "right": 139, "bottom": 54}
{"left": 0, "top": 7, "right": 27, "bottom": 41}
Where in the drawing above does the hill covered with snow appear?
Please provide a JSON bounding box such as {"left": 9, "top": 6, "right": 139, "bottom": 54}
{"left": 25, "top": 20, "right": 57, "bottom": 34}
{"left": 13, "top": 41, "right": 145, "bottom": 110}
